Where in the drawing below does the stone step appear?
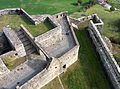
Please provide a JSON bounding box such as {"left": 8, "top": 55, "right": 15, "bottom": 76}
{"left": 23, "top": 41, "right": 31, "bottom": 46}
{"left": 18, "top": 34, "right": 26, "bottom": 39}
{"left": 16, "top": 29, "right": 21, "bottom": 32}
{"left": 20, "top": 37, "right": 29, "bottom": 42}
{"left": 25, "top": 45, "right": 33, "bottom": 51}
{"left": 27, "top": 48, "right": 36, "bottom": 55}
{"left": 17, "top": 31, "right": 24, "bottom": 36}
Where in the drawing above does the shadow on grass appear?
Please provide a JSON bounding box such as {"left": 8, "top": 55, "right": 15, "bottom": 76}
{"left": 71, "top": 2, "right": 78, "bottom": 6}
{"left": 20, "top": 15, "right": 33, "bottom": 25}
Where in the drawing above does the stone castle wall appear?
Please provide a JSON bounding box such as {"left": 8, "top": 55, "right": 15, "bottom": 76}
{"left": 88, "top": 19, "right": 120, "bottom": 89}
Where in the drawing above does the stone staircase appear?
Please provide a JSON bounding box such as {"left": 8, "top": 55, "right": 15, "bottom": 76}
{"left": 16, "top": 29, "right": 37, "bottom": 55}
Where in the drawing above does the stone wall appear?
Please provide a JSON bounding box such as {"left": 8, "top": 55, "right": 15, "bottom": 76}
{"left": 88, "top": 20, "right": 120, "bottom": 89}
{"left": 3, "top": 27, "right": 26, "bottom": 57}
{"left": 0, "top": 8, "right": 19, "bottom": 16}
{"left": 53, "top": 11, "right": 68, "bottom": 20}
{"left": 35, "top": 26, "right": 62, "bottom": 49}
{"left": 70, "top": 15, "right": 92, "bottom": 29}
{"left": 58, "top": 46, "right": 79, "bottom": 73}
{"left": 20, "top": 8, "right": 36, "bottom": 25}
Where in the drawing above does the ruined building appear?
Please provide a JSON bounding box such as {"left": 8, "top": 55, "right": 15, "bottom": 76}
{"left": 0, "top": 8, "right": 79, "bottom": 89}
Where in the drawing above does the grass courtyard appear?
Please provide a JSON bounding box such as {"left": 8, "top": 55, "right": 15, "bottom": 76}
{"left": 0, "top": 14, "right": 54, "bottom": 36}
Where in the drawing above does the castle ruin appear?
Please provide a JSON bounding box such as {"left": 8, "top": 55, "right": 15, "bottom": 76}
{"left": 0, "top": 8, "right": 119, "bottom": 89}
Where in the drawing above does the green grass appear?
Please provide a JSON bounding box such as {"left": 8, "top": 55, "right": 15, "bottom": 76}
{"left": 0, "top": 14, "right": 53, "bottom": 36}
{"left": 108, "top": 0, "right": 120, "bottom": 9}
{"left": 0, "top": 0, "right": 78, "bottom": 15}
{"left": 3, "top": 55, "right": 26, "bottom": 70}
{"left": 60, "top": 28, "right": 111, "bottom": 89}
{"left": 114, "top": 54, "right": 120, "bottom": 66}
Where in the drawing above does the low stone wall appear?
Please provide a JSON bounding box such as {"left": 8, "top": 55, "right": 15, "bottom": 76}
{"left": 3, "top": 27, "right": 26, "bottom": 57}
{"left": 0, "top": 8, "right": 19, "bottom": 16}
{"left": 88, "top": 20, "right": 120, "bottom": 89}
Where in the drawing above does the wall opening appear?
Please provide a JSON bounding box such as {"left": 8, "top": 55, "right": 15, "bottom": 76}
{"left": 63, "top": 64, "right": 66, "bottom": 68}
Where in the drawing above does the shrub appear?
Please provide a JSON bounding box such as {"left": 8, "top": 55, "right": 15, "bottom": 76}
{"left": 110, "top": 6, "right": 115, "bottom": 11}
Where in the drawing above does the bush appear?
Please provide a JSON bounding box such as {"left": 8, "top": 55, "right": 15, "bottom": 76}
{"left": 110, "top": 6, "right": 115, "bottom": 11}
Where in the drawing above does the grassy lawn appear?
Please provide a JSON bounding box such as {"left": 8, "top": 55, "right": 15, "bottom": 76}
{"left": 0, "top": 0, "right": 80, "bottom": 15}
{"left": 3, "top": 55, "right": 26, "bottom": 70}
{"left": 0, "top": 14, "right": 53, "bottom": 36}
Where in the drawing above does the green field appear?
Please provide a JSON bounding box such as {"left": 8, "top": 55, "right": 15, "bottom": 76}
{"left": 0, "top": 0, "right": 78, "bottom": 15}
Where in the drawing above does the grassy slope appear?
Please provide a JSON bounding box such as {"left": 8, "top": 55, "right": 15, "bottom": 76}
{"left": 0, "top": 15, "right": 52, "bottom": 36}
{"left": 60, "top": 28, "right": 111, "bottom": 89}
